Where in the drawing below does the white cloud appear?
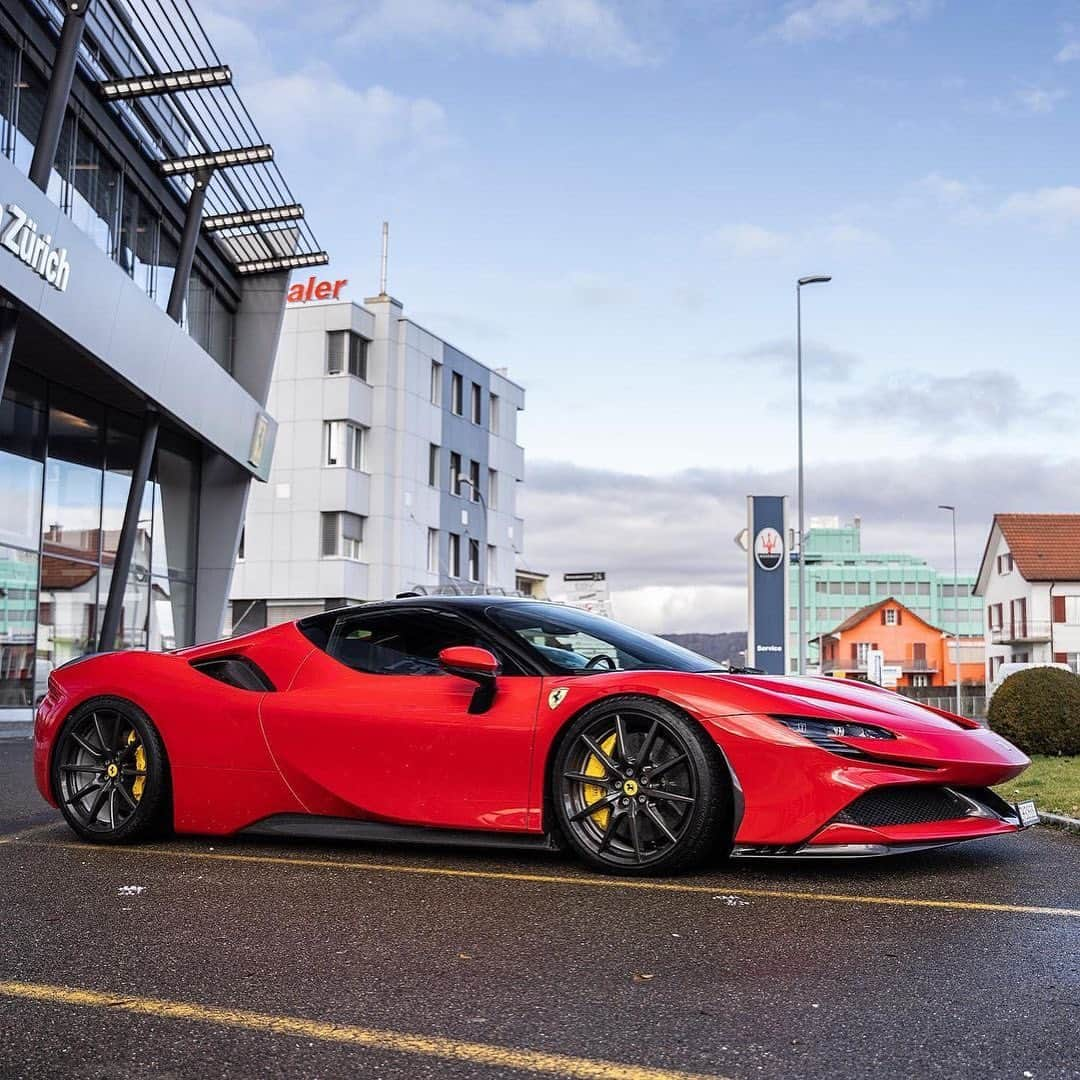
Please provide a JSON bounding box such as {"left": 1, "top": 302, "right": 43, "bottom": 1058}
{"left": 600, "top": 586, "right": 747, "bottom": 635}
{"left": 709, "top": 223, "right": 792, "bottom": 258}
{"left": 915, "top": 172, "right": 973, "bottom": 205}
{"left": 1057, "top": 41, "right": 1080, "bottom": 63}
{"left": 345, "top": 0, "right": 650, "bottom": 64}
{"left": 1014, "top": 87, "right": 1067, "bottom": 114}
{"left": 1000, "top": 185, "right": 1080, "bottom": 230}
{"left": 244, "top": 68, "right": 449, "bottom": 159}
{"left": 709, "top": 220, "right": 886, "bottom": 260}
{"left": 824, "top": 370, "right": 1072, "bottom": 434}
{"left": 726, "top": 338, "right": 857, "bottom": 380}
{"left": 773, "top": 0, "right": 931, "bottom": 43}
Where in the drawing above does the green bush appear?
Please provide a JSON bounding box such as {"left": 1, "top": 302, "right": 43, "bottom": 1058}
{"left": 988, "top": 667, "right": 1080, "bottom": 756}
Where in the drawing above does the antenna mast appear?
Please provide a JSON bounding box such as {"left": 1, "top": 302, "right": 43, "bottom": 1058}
{"left": 379, "top": 221, "right": 389, "bottom": 295}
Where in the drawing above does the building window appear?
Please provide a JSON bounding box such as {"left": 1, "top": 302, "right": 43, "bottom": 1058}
{"left": 911, "top": 674, "right": 930, "bottom": 688}
{"left": 427, "top": 529, "right": 439, "bottom": 574}
{"left": 884, "top": 608, "right": 898, "bottom": 626}
{"left": 487, "top": 544, "right": 497, "bottom": 582}
{"left": 327, "top": 331, "right": 368, "bottom": 379}
{"left": 428, "top": 444, "right": 440, "bottom": 487}
{"left": 237, "top": 528, "right": 245, "bottom": 561}
{"left": 321, "top": 511, "right": 364, "bottom": 560}
{"left": 470, "top": 382, "right": 482, "bottom": 424}
{"left": 997, "top": 553, "right": 1014, "bottom": 575}
{"left": 449, "top": 533, "right": 461, "bottom": 578}
{"left": 430, "top": 360, "right": 442, "bottom": 405}
{"left": 855, "top": 642, "right": 871, "bottom": 665}
{"left": 1053, "top": 596, "right": 1080, "bottom": 625}
{"left": 489, "top": 393, "right": 500, "bottom": 434}
{"left": 324, "top": 421, "right": 367, "bottom": 470}
{"left": 1009, "top": 597, "right": 1027, "bottom": 638}
{"left": 488, "top": 468, "right": 498, "bottom": 511}
{"left": 468, "top": 459, "right": 480, "bottom": 502}
{"left": 449, "top": 451, "right": 462, "bottom": 495}
{"left": 988, "top": 603, "right": 1003, "bottom": 630}
{"left": 468, "top": 539, "right": 480, "bottom": 582}
{"left": 451, "top": 373, "right": 463, "bottom": 415}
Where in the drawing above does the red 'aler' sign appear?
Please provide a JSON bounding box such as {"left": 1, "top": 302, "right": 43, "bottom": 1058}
{"left": 287, "top": 276, "right": 348, "bottom": 303}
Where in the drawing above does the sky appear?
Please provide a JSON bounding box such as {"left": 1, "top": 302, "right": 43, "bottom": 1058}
{"left": 201, "top": 0, "right": 1080, "bottom": 632}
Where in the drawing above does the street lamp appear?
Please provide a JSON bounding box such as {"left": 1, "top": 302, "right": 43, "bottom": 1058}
{"left": 796, "top": 274, "right": 831, "bottom": 675}
{"left": 938, "top": 504, "right": 962, "bottom": 716}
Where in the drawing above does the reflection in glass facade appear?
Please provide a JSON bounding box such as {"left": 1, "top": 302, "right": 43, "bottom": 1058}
{"left": 0, "top": 31, "right": 236, "bottom": 373}
{"left": 0, "top": 369, "right": 200, "bottom": 713}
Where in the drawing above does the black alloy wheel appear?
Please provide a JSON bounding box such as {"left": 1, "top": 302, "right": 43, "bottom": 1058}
{"left": 52, "top": 698, "right": 170, "bottom": 843}
{"left": 553, "top": 696, "right": 730, "bottom": 875}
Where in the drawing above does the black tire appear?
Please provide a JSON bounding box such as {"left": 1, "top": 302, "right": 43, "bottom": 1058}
{"left": 51, "top": 697, "right": 171, "bottom": 844}
{"left": 551, "top": 695, "right": 731, "bottom": 876}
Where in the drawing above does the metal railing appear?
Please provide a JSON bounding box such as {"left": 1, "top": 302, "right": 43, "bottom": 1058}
{"left": 821, "top": 658, "right": 938, "bottom": 674}
{"left": 989, "top": 622, "right": 1052, "bottom": 644}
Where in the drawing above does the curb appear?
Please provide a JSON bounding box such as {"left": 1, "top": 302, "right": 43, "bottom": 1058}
{"left": 1039, "top": 811, "right": 1080, "bottom": 834}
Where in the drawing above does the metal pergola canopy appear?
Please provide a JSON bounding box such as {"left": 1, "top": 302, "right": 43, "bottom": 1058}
{"left": 34, "top": 0, "right": 328, "bottom": 277}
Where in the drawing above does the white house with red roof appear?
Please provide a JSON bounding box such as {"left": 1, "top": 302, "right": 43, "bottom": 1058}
{"left": 974, "top": 514, "right": 1080, "bottom": 683}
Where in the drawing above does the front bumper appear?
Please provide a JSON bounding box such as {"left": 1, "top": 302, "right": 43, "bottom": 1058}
{"left": 732, "top": 786, "right": 1035, "bottom": 858}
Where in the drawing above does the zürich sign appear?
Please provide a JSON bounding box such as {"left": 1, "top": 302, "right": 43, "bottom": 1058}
{"left": 2, "top": 203, "right": 72, "bottom": 292}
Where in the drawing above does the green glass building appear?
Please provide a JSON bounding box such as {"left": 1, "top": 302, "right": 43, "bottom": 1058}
{"left": 789, "top": 517, "right": 982, "bottom": 673}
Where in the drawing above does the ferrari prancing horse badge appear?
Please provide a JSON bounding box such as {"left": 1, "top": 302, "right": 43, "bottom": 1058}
{"left": 548, "top": 687, "right": 569, "bottom": 709}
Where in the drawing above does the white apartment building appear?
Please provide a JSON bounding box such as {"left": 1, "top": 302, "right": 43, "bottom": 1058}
{"left": 229, "top": 290, "right": 526, "bottom": 631}
{"left": 974, "top": 514, "right": 1080, "bottom": 682}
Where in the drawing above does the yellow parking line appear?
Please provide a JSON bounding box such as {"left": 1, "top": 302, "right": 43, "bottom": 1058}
{"left": 0, "top": 821, "right": 60, "bottom": 845}
{"left": 13, "top": 838, "right": 1080, "bottom": 918}
{"left": 0, "top": 979, "right": 722, "bottom": 1080}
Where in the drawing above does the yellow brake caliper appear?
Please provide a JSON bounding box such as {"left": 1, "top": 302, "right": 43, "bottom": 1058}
{"left": 126, "top": 731, "right": 147, "bottom": 802}
{"left": 582, "top": 732, "right": 617, "bottom": 828}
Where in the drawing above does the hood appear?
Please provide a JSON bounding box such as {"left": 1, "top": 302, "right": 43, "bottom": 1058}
{"left": 711, "top": 673, "right": 979, "bottom": 733}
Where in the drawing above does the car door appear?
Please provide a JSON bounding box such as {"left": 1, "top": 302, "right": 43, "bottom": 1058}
{"left": 260, "top": 608, "right": 543, "bottom": 832}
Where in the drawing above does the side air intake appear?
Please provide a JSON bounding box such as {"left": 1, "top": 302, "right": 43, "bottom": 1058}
{"left": 189, "top": 656, "right": 275, "bottom": 692}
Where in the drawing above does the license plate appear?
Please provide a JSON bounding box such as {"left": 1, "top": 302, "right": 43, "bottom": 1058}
{"left": 1015, "top": 800, "right": 1039, "bottom": 827}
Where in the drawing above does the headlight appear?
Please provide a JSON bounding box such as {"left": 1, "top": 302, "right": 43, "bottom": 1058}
{"left": 772, "top": 716, "right": 896, "bottom": 757}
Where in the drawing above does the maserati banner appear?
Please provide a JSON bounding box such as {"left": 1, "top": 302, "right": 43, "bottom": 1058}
{"left": 746, "top": 495, "right": 789, "bottom": 675}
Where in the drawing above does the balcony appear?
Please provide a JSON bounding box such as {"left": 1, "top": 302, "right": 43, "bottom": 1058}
{"left": 989, "top": 622, "right": 1052, "bottom": 645}
{"left": 821, "top": 658, "right": 937, "bottom": 675}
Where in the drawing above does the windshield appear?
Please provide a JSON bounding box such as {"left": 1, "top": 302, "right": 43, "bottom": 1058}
{"left": 487, "top": 602, "right": 718, "bottom": 674}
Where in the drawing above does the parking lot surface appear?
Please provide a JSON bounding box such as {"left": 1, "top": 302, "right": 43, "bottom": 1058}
{"left": 0, "top": 739, "right": 1076, "bottom": 1079}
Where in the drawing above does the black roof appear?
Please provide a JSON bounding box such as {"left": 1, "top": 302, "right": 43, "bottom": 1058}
{"left": 320, "top": 594, "right": 550, "bottom": 618}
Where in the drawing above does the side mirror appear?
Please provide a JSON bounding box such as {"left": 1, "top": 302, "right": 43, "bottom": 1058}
{"left": 439, "top": 646, "right": 500, "bottom": 714}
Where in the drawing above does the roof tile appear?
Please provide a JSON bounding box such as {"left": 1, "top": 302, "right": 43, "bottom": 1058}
{"left": 995, "top": 514, "right": 1080, "bottom": 581}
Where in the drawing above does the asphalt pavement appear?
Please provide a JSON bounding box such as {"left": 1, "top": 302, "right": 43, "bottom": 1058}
{"left": 0, "top": 737, "right": 1076, "bottom": 1080}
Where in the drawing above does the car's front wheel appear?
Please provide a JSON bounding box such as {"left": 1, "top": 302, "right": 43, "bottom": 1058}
{"left": 52, "top": 698, "right": 170, "bottom": 843}
{"left": 552, "top": 696, "right": 730, "bottom": 875}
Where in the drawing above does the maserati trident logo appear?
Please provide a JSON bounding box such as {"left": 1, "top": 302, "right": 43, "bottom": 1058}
{"left": 548, "top": 687, "right": 569, "bottom": 710}
{"left": 754, "top": 527, "right": 784, "bottom": 571}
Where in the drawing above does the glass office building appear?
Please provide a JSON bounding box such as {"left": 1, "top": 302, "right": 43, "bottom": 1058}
{"left": 0, "top": 0, "right": 325, "bottom": 726}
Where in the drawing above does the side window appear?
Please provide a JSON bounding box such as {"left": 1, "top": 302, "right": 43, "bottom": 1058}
{"left": 325, "top": 611, "right": 515, "bottom": 675}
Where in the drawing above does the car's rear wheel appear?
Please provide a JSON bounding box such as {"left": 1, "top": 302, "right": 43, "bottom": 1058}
{"left": 552, "top": 696, "right": 730, "bottom": 875}
{"left": 52, "top": 698, "right": 170, "bottom": 843}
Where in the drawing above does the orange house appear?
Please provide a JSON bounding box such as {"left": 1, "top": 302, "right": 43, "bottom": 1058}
{"left": 813, "top": 598, "right": 984, "bottom": 689}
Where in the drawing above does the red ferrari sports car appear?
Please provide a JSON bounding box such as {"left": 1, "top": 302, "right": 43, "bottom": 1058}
{"left": 34, "top": 596, "right": 1036, "bottom": 875}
